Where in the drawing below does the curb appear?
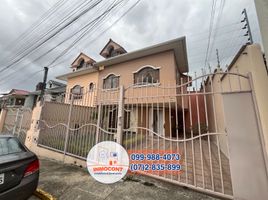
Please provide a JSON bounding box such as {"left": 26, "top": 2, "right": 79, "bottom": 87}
{"left": 33, "top": 188, "right": 56, "bottom": 200}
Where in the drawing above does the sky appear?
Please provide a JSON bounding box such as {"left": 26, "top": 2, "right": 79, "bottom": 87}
{"left": 0, "top": 0, "right": 262, "bottom": 93}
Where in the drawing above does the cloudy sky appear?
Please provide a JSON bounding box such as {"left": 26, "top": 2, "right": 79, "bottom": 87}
{"left": 0, "top": 0, "right": 262, "bottom": 93}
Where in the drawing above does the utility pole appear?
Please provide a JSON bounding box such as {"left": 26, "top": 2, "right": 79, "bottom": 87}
{"left": 241, "top": 8, "right": 253, "bottom": 45}
{"left": 216, "top": 49, "right": 220, "bottom": 68}
{"left": 254, "top": 0, "right": 268, "bottom": 58}
{"left": 40, "top": 67, "right": 48, "bottom": 103}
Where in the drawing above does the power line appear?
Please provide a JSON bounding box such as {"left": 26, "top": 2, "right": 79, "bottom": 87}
{"left": 208, "top": 0, "right": 225, "bottom": 62}
{"left": 0, "top": 0, "right": 141, "bottom": 88}
{"left": 203, "top": 0, "right": 217, "bottom": 69}
{"left": 3, "top": 0, "right": 67, "bottom": 52}
{"left": 0, "top": 0, "right": 121, "bottom": 83}
{"left": 0, "top": 0, "right": 104, "bottom": 73}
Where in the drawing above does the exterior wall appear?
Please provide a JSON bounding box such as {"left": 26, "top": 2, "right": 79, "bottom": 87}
{"left": 98, "top": 51, "right": 178, "bottom": 89}
{"left": 98, "top": 50, "right": 188, "bottom": 107}
{"left": 66, "top": 71, "right": 99, "bottom": 92}
{"left": 254, "top": 0, "right": 268, "bottom": 57}
{"left": 205, "top": 44, "right": 268, "bottom": 157}
{"left": 185, "top": 93, "right": 207, "bottom": 136}
{"left": 24, "top": 95, "right": 35, "bottom": 108}
{"left": 221, "top": 44, "right": 268, "bottom": 156}
{"left": 205, "top": 69, "right": 229, "bottom": 156}
{"left": 65, "top": 71, "right": 99, "bottom": 106}
{"left": 25, "top": 102, "right": 87, "bottom": 167}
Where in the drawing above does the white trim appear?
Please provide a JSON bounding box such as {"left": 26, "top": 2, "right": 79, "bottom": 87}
{"left": 132, "top": 82, "right": 160, "bottom": 88}
{"left": 102, "top": 73, "right": 120, "bottom": 80}
{"left": 132, "top": 65, "right": 161, "bottom": 74}
{"left": 101, "top": 87, "right": 120, "bottom": 92}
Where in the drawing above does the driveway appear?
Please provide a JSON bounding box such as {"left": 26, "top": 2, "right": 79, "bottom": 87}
{"left": 30, "top": 157, "right": 220, "bottom": 200}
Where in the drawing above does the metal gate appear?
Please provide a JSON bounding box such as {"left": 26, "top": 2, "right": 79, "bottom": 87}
{"left": 121, "top": 71, "right": 256, "bottom": 199}
{"left": 38, "top": 85, "right": 120, "bottom": 159}
{"left": 1, "top": 107, "right": 32, "bottom": 143}
{"left": 37, "top": 71, "right": 259, "bottom": 199}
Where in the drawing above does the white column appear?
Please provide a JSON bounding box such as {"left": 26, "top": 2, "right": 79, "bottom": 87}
{"left": 254, "top": 0, "right": 268, "bottom": 56}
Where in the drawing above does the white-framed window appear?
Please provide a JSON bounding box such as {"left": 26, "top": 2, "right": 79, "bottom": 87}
{"left": 77, "top": 59, "right": 85, "bottom": 70}
{"left": 134, "top": 66, "right": 160, "bottom": 85}
{"left": 103, "top": 74, "right": 120, "bottom": 89}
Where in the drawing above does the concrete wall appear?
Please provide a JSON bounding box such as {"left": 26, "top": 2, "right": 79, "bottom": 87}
{"left": 205, "top": 68, "right": 229, "bottom": 156}
{"left": 254, "top": 0, "right": 268, "bottom": 57}
{"left": 205, "top": 44, "right": 268, "bottom": 157}
{"left": 25, "top": 102, "right": 87, "bottom": 167}
{"left": 222, "top": 44, "right": 268, "bottom": 156}
{"left": 0, "top": 109, "right": 7, "bottom": 132}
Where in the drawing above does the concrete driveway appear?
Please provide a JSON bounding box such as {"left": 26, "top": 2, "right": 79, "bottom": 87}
{"left": 30, "top": 157, "right": 220, "bottom": 200}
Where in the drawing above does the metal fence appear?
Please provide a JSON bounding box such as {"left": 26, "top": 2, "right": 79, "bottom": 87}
{"left": 37, "top": 71, "right": 253, "bottom": 199}
{"left": 38, "top": 87, "right": 119, "bottom": 159}
{"left": 1, "top": 107, "right": 32, "bottom": 143}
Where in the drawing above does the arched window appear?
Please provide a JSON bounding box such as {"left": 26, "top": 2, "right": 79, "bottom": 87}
{"left": 103, "top": 74, "right": 119, "bottom": 89}
{"left": 77, "top": 59, "right": 85, "bottom": 70}
{"left": 107, "top": 46, "right": 117, "bottom": 57}
{"left": 70, "top": 85, "right": 83, "bottom": 100}
{"left": 134, "top": 66, "right": 159, "bottom": 85}
{"left": 89, "top": 82, "right": 94, "bottom": 92}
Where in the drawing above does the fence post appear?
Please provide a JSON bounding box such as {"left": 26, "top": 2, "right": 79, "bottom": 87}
{"left": 12, "top": 109, "right": 20, "bottom": 135}
{"left": 63, "top": 95, "right": 74, "bottom": 162}
{"left": 116, "top": 85, "right": 124, "bottom": 145}
{"left": 18, "top": 109, "right": 23, "bottom": 138}
{"left": 95, "top": 104, "right": 102, "bottom": 144}
{"left": 0, "top": 108, "right": 8, "bottom": 132}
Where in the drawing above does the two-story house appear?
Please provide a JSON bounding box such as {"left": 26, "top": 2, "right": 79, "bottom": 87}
{"left": 57, "top": 37, "right": 191, "bottom": 138}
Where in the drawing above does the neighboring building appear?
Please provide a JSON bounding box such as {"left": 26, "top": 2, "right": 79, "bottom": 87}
{"left": 0, "top": 89, "right": 29, "bottom": 109}
{"left": 57, "top": 37, "right": 196, "bottom": 137}
{"left": 25, "top": 80, "right": 66, "bottom": 108}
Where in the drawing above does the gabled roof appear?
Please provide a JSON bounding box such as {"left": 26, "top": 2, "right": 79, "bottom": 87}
{"left": 8, "top": 89, "right": 29, "bottom": 96}
{"left": 96, "top": 37, "right": 189, "bottom": 73}
{"left": 57, "top": 36, "right": 189, "bottom": 80}
{"left": 99, "top": 38, "right": 127, "bottom": 58}
{"left": 70, "top": 52, "right": 96, "bottom": 67}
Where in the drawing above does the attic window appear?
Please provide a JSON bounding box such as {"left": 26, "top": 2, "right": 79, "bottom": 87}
{"left": 77, "top": 59, "right": 85, "bottom": 70}
{"left": 108, "top": 46, "right": 117, "bottom": 57}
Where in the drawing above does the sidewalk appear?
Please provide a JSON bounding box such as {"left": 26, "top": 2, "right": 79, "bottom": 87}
{"left": 31, "top": 157, "right": 220, "bottom": 200}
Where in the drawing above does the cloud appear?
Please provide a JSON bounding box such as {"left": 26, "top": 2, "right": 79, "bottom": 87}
{"left": 0, "top": 0, "right": 261, "bottom": 93}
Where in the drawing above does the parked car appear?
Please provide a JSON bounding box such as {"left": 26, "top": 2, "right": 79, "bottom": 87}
{"left": 0, "top": 135, "right": 39, "bottom": 200}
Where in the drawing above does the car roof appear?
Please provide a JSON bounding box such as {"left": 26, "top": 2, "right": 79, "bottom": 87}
{"left": 0, "top": 134, "right": 16, "bottom": 138}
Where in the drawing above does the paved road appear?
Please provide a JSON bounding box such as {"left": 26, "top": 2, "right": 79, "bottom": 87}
{"left": 30, "top": 157, "right": 220, "bottom": 200}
